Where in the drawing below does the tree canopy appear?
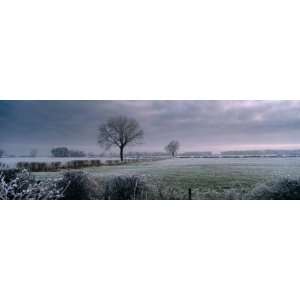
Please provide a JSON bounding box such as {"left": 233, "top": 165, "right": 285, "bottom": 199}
{"left": 98, "top": 116, "right": 144, "bottom": 161}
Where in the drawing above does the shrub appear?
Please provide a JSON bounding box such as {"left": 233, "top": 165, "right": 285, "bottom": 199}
{"left": 59, "top": 171, "right": 98, "bottom": 200}
{"left": 16, "top": 162, "right": 30, "bottom": 170}
{"left": 0, "top": 168, "right": 20, "bottom": 183}
{"left": 147, "top": 183, "right": 186, "bottom": 199}
{"left": 102, "top": 175, "right": 147, "bottom": 200}
{"left": 16, "top": 162, "right": 52, "bottom": 172}
{"left": 0, "top": 169, "right": 66, "bottom": 200}
{"left": 31, "top": 162, "right": 48, "bottom": 172}
{"left": 49, "top": 162, "right": 61, "bottom": 171}
{"left": 156, "top": 186, "right": 185, "bottom": 199}
{"left": 224, "top": 188, "right": 243, "bottom": 200}
{"left": 0, "top": 163, "right": 19, "bottom": 183}
{"left": 93, "top": 160, "right": 102, "bottom": 167}
{"left": 247, "top": 177, "right": 300, "bottom": 200}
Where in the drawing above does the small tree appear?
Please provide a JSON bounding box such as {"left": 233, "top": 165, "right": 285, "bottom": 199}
{"left": 0, "top": 149, "right": 4, "bottom": 158}
{"left": 30, "top": 149, "right": 38, "bottom": 157}
{"left": 98, "top": 116, "right": 144, "bottom": 161}
{"left": 165, "top": 140, "right": 180, "bottom": 157}
{"left": 51, "top": 147, "right": 69, "bottom": 157}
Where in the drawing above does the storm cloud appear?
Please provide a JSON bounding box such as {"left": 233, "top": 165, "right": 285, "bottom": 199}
{"left": 1, "top": 100, "right": 300, "bottom": 155}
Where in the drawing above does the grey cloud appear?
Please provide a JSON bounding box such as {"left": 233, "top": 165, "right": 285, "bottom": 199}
{"left": 1, "top": 100, "right": 300, "bottom": 155}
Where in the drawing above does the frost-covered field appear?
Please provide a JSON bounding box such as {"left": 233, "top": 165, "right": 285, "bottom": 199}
{"left": 3, "top": 157, "right": 300, "bottom": 199}
{"left": 30, "top": 157, "right": 300, "bottom": 198}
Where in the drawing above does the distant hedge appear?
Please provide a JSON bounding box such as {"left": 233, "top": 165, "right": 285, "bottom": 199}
{"left": 15, "top": 157, "right": 167, "bottom": 172}
{"left": 16, "top": 160, "right": 103, "bottom": 172}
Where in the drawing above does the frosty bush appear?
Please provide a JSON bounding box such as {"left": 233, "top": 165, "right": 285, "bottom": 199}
{"left": 0, "top": 169, "right": 66, "bottom": 200}
{"left": 59, "top": 171, "right": 98, "bottom": 200}
{"left": 246, "top": 177, "right": 300, "bottom": 200}
{"left": 0, "top": 163, "right": 19, "bottom": 183}
{"left": 147, "top": 182, "right": 186, "bottom": 199}
{"left": 1, "top": 169, "right": 19, "bottom": 183}
{"left": 102, "top": 175, "right": 147, "bottom": 200}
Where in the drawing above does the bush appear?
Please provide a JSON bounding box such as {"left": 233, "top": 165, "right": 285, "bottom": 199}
{"left": 92, "top": 160, "right": 102, "bottom": 167}
{"left": 59, "top": 171, "right": 98, "bottom": 200}
{"left": 0, "top": 163, "right": 19, "bottom": 183}
{"left": 49, "top": 162, "right": 61, "bottom": 170}
{"left": 147, "top": 182, "right": 186, "bottom": 199}
{"left": 102, "top": 175, "right": 147, "bottom": 200}
{"left": 247, "top": 177, "right": 300, "bottom": 200}
{"left": 31, "top": 162, "right": 48, "bottom": 172}
{"left": 16, "top": 160, "right": 103, "bottom": 172}
{"left": 16, "top": 162, "right": 52, "bottom": 172}
{"left": 0, "top": 168, "right": 20, "bottom": 183}
{"left": 0, "top": 169, "right": 66, "bottom": 200}
{"left": 16, "top": 162, "right": 31, "bottom": 170}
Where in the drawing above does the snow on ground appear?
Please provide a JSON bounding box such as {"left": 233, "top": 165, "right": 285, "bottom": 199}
{"left": 4, "top": 157, "right": 300, "bottom": 194}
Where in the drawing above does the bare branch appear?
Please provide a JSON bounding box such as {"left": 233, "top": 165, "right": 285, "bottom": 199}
{"left": 98, "top": 116, "right": 144, "bottom": 161}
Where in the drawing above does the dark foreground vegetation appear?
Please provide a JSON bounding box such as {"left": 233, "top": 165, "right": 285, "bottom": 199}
{"left": 1, "top": 166, "right": 300, "bottom": 200}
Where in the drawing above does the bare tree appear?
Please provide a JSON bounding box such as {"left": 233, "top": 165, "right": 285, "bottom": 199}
{"left": 0, "top": 149, "right": 4, "bottom": 158}
{"left": 165, "top": 140, "right": 180, "bottom": 157}
{"left": 98, "top": 116, "right": 144, "bottom": 161}
{"left": 30, "top": 149, "right": 38, "bottom": 157}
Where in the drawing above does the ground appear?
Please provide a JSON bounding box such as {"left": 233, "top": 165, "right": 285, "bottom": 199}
{"left": 32, "top": 157, "right": 300, "bottom": 199}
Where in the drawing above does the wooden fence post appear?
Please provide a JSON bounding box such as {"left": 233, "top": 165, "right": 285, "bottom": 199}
{"left": 188, "top": 188, "right": 192, "bottom": 200}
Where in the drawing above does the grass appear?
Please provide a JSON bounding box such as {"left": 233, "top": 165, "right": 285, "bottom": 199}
{"left": 32, "top": 157, "right": 300, "bottom": 198}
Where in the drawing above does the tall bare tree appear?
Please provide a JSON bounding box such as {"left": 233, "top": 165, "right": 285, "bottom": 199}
{"left": 98, "top": 116, "right": 144, "bottom": 161}
{"left": 165, "top": 140, "right": 180, "bottom": 157}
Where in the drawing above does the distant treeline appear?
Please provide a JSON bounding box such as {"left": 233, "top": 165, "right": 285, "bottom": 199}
{"left": 180, "top": 152, "right": 213, "bottom": 157}
{"left": 126, "top": 151, "right": 168, "bottom": 157}
{"left": 220, "top": 150, "right": 300, "bottom": 156}
{"left": 4, "top": 148, "right": 300, "bottom": 159}
{"left": 51, "top": 147, "right": 87, "bottom": 157}
{"left": 179, "top": 150, "right": 300, "bottom": 157}
{"left": 50, "top": 149, "right": 170, "bottom": 158}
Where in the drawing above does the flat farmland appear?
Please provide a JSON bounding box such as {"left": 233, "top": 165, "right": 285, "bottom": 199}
{"left": 33, "top": 157, "right": 300, "bottom": 199}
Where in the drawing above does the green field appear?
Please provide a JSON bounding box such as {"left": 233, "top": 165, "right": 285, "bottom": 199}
{"left": 34, "top": 157, "right": 300, "bottom": 199}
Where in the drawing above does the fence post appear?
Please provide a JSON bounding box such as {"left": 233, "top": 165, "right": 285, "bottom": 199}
{"left": 188, "top": 188, "right": 192, "bottom": 200}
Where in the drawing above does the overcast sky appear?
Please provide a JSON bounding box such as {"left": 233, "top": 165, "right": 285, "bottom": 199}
{"left": 1, "top": 100, "right": 300, "bottom": 155}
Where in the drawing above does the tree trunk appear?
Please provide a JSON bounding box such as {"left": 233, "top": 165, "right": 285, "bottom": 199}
{"left": 120, "top": 146, "right": 124, "bottom": 161}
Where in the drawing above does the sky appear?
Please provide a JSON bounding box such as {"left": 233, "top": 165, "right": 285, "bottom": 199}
{"left": 1, "top": 100, "right": 300, "bottom": 155}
